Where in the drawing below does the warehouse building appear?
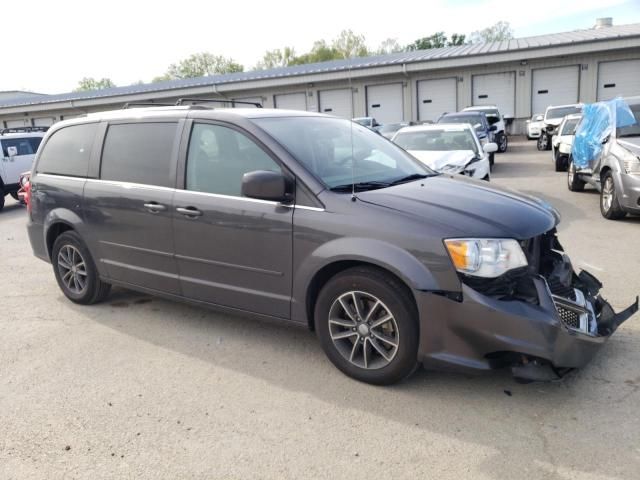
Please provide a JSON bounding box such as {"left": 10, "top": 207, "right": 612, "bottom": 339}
{"left": 0, "top": 19, "right": 639, "bottom": 134}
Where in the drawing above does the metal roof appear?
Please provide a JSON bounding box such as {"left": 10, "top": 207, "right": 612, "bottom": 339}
{"left": 3, "top": 22, "right": 640, "bottom": 109}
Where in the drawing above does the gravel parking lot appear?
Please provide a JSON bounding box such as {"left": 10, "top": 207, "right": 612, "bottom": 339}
{"left": 1, "top": 137, "right": 639, "bottom": 480}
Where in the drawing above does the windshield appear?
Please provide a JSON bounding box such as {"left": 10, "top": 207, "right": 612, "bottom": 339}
{"left": 561, "top": 118, "right": 581, "bottom": 136}
{"left": 547, "top": 106, "right": 582, "bottom": 120}
{"left": 255, "top": 117, "right": 432, "bottom": 189}
{"left": 1, "top": 137, "right": 42, "bottom": 156}
{"left": 617, "top": 103, "right": 640, "bottom": 138}
{"left": 394, "top": 129, "right": 478, "bottom": 154}
{"left": 379, "top": 123, "right": 404, "bottom": 133}
{"left": 531, "top": 114, "right": 543, "bottom": 121}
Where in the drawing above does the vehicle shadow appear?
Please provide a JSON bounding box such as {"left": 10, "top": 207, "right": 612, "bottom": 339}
{"left": 82, "top": 287, "right": 640, "bottom": 479}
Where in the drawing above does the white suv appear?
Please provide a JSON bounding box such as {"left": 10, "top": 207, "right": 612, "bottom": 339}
{"left": 462, "top": 105, "right": 508, "bottom": 153}
{"left": 0, "top": 127, "right": 46, "bottom": 211}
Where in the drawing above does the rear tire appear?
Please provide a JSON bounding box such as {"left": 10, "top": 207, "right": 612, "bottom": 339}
{"left": 10, "top": 192, "right": 19, "bottom": 201}
{"left": 567, "top": 158, "right": 585, "bottom": 192}
{"left": 600, "top": 171, "right": 626, "bottom": 220}
{"left": 52, "top": 231, "right": 111, "bottom": 304}
{"left": 555, "top": 153, "right": 567, "bottom": 172}
{"left": 0, "top": 191, "right": 4, "bottom": 212}
{"left": 315, "top": 266, "right": 419, "bottom": 385}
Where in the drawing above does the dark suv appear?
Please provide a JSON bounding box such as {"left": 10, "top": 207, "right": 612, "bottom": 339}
{"left": 26, "top": 106, "right": 637, "bottom": 384}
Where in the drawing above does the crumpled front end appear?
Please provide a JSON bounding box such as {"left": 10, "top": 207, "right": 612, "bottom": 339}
{"left": 417, "top": 229, "right": 638, "bottom": 381}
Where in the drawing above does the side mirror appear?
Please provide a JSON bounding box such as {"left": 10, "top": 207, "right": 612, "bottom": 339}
{"left": 489, "top": 125, "right": 497, "bottom": 131}
{"left": 7, "top": 146, "right": 18, "bottom": 157}
{"left": 241, "top": 170, "right": 291, "bottom": 202}
{"left": 483, "top": 143, "right": 498, "bottom": 154}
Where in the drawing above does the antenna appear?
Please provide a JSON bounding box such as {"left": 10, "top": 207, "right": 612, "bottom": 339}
{"left": 349, "top": 64, "right": 356, "bottom": 202}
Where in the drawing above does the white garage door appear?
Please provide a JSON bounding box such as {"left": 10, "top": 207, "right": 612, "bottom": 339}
{"left": 417, "top": 78, "right": 457, "bottom": 122}
{"left": 318, "top": 88, "right": 353, "bottom": 118}
{"left": 33, "top": 117, "right": 55, "bottom": 127}
{"left": 472, "top": 72, "right": 516, "bottom": 118}
{"left": 532, "top": 66, "right": 580, "bottom": 114}
{"left": 5, "top": 119, "right": 28, "bottom": 128}
{"left": 233, "top": 96, "right": 262, "bottom": 108}
{"left": 597, "top": 59, "right": 640, "bottom": 100}
{"left": 366, "top": 83, "right": 403, "bottom": 124}
{"left": 274, "top": 92, "right": 307, "bottom": 111}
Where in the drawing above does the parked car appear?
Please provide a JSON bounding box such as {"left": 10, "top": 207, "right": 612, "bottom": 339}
{"left": 0, "top": 126, "right": 47, "bottom": 211}
{"left": 378, "top": 122, "right": 413, "bottom": 140}
{"left": 353, "top": 117, "right": 381, "bottom": 132}
{"left": 26, "top": 106, "right": 637, "bottom": 384}
{"left": 436, "top": 111, "right": 497, "bottom": 166}
{"left": 391, "top": 123, "right": 495, "bottom": 180}
{"left": 462, "top": 105, "right": 508, "bottom": 153}
{"left": 568, "top": 96, "right": 640, "bottom": 220}
{"left": 526, "top": 114, "right": 544, "bottom": 140}
{"left": 537, "top": 104, "right": 582, "bottom": 151}
{"left": 551, "top": 114, "right": 582, "bottom": 172}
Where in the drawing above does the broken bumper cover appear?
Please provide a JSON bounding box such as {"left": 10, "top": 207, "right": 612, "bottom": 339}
{"left": 416, "top": 270, "right": 638, "bottom": 380}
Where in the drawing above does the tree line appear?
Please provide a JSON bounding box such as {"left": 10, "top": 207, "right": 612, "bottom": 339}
{"left": 75, "top": 21, "right": 513, "bottom": 91}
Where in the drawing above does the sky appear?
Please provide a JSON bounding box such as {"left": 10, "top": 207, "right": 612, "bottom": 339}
{"left": 4, "top": 0, "right": 639, "bottom": 94}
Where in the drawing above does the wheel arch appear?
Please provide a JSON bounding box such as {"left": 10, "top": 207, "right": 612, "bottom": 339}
{"left": 293, "top": 238, "right": 442, "bottom": 330}
{"left": 43, "top": 208, "right": 85, "bottom": 260}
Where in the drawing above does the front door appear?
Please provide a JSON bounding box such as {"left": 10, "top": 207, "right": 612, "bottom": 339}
{"left": 172, "top": 122, "right": 293, "bottom": 318}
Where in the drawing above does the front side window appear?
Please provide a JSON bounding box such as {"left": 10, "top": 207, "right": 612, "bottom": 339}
{"left": 36, "top": 123, "right": 97, "bottom": 177}
{"left": 255, "top": 117, "right": 431, "bottom": 189}
{"left": 101, "top": 122, "right": 177, "bottom": 188}
{"left": 394, "top": 129, "right": 478, "bottom": 154}
{"left": 186, "top": 123, "right": 281, "bottom": 197}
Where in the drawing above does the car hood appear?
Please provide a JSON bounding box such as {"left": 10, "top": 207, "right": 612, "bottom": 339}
{"left": 357, "top": 176, "right": 559, "bottom": 239}
{"left": 408, "top": 150, "right": 476, "bottom": 171}
{"left": 618, "top": 136, "right": 640, "bottom": 154}
{"left": 544, "top": 118, "right": 563, "bottom": 127}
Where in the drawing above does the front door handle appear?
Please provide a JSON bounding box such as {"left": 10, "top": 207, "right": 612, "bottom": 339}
{"left": 143, "top": 202, "right": 167, "bottom": 213}
{"left": 176, "top": 206, "right": 203, "bottom": 218}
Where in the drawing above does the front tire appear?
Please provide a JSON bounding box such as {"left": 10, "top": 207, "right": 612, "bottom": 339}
{"left": 497, "top": 132, "right": 508, "bottom": 152}
{"left": 537, "top": 133, "right": 550, "bottom": 151}
{"left": 315, "top": 266, "right": 419, "bottom": 385}
{"left": 567, "top": 158, "right": 585, "bottom": 192}
{"left": 0, "top": 191, "right": 4, "bottom": 212}
{"left": 52, "top": 231, "right": 111, "bottom": 304}
{"left": 600, "top": 171, "right": 626, "bottom": 220}
{"left": 555, "top": 152, "right": 567, "bottom": 172}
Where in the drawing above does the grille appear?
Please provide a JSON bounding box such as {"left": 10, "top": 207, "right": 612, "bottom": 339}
{"left": 557, "top": 305, "right": 580, "bottom": 329}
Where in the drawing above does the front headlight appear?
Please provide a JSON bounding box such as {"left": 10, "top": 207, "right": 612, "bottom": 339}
{"left": 623, "top": 155, "right": 640, "bottom": 175}
{"left": 444, "top": 238, "right": 528, "bottom": 278}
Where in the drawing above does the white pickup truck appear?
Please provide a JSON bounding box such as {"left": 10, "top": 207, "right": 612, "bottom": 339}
{"left": 0, "top": 127, "right": 46, "bottom": 211}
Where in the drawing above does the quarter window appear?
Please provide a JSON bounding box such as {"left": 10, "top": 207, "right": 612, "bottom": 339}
{"left": 101, "top": 122, "right": 177, "bottom": 188}
{"left": 36, "top": 124, "right": 97, "bottom": 177}
{"left": 186, "top": 123, "right": 281, "bottom": 197}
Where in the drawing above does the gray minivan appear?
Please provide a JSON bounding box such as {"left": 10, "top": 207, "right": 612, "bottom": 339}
{"left": 26, "top": 105, "right": 637, "bottom": 384}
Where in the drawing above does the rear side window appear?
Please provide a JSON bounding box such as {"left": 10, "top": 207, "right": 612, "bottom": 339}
{"left": 36, "top": 124, "right": 97, "bottom": 177}
{"left": 2, "top": 137, "right": 42, "bottom": 156}
{"left": 100, "top": 122, "right": 177, "bottom": 188}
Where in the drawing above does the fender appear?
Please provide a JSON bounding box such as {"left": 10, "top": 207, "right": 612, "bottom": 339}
{"left": 291, "top": 236, "right": 445, "bottom": 324}
{"left": 43, "top": 208, "right": 85, "bottom": 258}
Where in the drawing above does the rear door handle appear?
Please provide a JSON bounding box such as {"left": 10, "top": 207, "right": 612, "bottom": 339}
{"left": 176, "top": 206, "right": 203, "bottom": 218}
{"left": 143, "top": 202, "right": 167, "bottom": 213}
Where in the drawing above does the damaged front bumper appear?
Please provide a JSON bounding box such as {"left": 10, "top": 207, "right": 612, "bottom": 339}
{"left": 417, "top": 229, "right": 638, "bottom": 381}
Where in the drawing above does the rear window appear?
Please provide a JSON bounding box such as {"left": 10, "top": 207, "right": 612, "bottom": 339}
{"left": 100, "top": 122, "right": 178, "bottom": 188}
{"left": 36, "top": 124, "right": 97, "bottom": 177}
{"left": 2, "top": 137, "right": 42, "bottom": 156}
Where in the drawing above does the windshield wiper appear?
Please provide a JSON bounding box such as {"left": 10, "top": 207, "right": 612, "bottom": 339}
{"left": 389, "top": 173, "right": 432, "bottom": 185}
{"left": 330, "top": 181, "right": 390, "bottom": 192}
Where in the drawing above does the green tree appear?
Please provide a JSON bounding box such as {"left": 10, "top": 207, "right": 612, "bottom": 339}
{"left": 448, "top": 33, "right": 466, "bottom": 46}
{"left": 255, "top": 47, "right": 297, "bottom": 70}
{"left": 290, "top": 40, "right": 341, "bottom": 65}
{"left": 332, "top": 29, "right": 369, "bottom": 58}
{"left": 470, "top": 21, "right": 514, "bottom": 43}
{"left": 406, "top": 32, "right": 448, "bottom": 51}
{"left": 376, "top": 38, "right": 403, "bottom": 55}
{"left": 74, "top": 77, "right": 116, "bottom": 91}
{"left": 160, "top": 52, "right": 243, "bottom": 81}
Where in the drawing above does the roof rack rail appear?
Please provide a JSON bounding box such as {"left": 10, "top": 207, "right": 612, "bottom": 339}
{"left": 0, "top": 126, "right": 49, "bottom": 135}
{"left": 122, "top": 102, "right": 176, "bottom": 109}
{"left": 175, "top": 98, "right": 263, "bottom": 108}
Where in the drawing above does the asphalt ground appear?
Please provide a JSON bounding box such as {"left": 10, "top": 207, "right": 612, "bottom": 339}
{"left": 1, "top": 137, "right": 639, "bottom": 479}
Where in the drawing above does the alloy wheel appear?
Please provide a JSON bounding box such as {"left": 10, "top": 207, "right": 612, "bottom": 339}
{"left": 601, "top": 176, "right": 614, "bottom": 213}
{"left": 328, "top": 291, "right": 399, "bottom": 370}
{"left": 57, "top": 245, "right": 88, "bottom": 294}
